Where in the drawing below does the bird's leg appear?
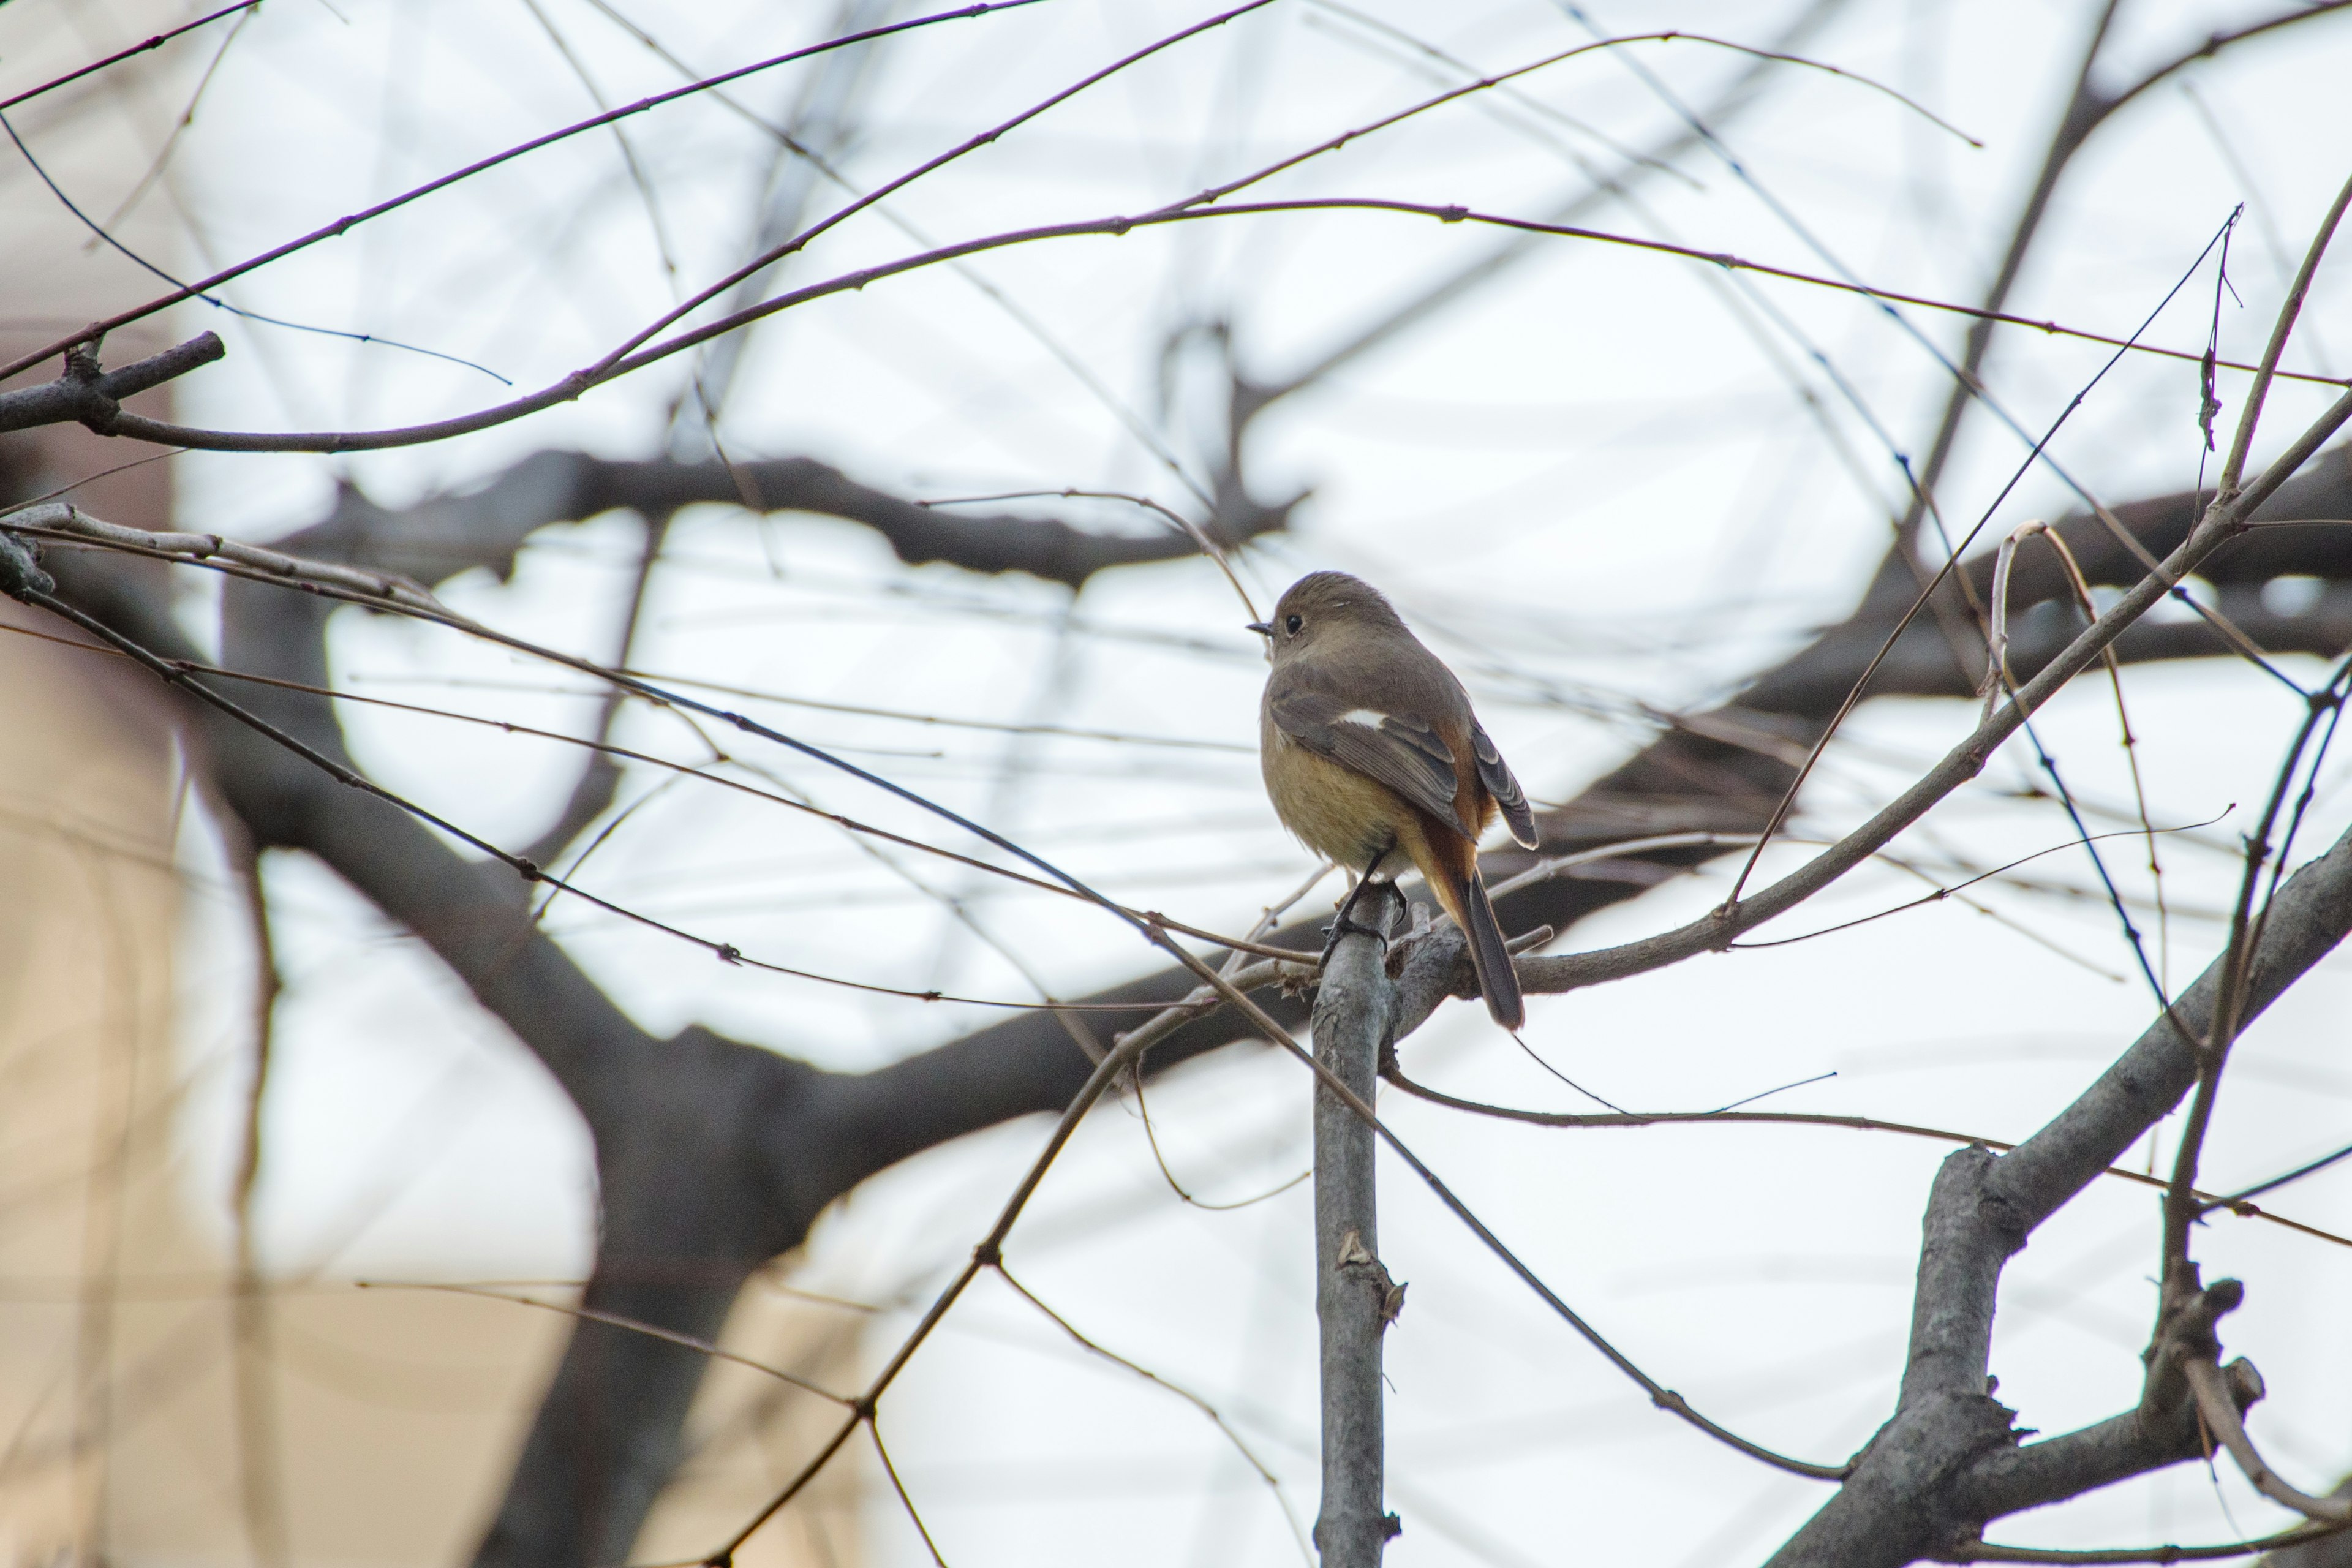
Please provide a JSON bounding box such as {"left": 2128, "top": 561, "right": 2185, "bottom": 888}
{"left": 1323, "top": 845, "right": 1395, "bottom": 955}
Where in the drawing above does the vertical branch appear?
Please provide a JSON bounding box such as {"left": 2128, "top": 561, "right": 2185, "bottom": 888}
{"left": 520, "top": 505, "right": 673, "bottom": 869}
{"left": 662, "top": 0, "right": 893, "bottom": 450}
{"left": 2218, "top": 169, "right": 2352, "bottom": 504}
{"left": 2152, "top": 167, "right": 2352, "bottom": 1324}
{"left": 1891, "top": 0, "right": 2120, "bottom": 553}
{"left": 1312, "top": 883, "right": 1404, "bottom": 1566}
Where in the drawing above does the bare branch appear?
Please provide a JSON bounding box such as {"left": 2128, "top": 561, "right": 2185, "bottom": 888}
{"left": 1261, "top": 0, "right": 1853, "bottom": 404}
{"left": 1313, "top": 884, "right": 1403, "bottom": 1566}
{"left": 42, "top": 195, "right": 2342, "bottom": 456}
{"left": 0, "top": 2, "right": 263, "bottom": 115}
{"left": 2184, "top": 1357, "right": 2351, "bottom": 1523}
{"left": 1432, "top": 399, "right": 2352, "bottom": 1006}
{"left": 1953, "top": 1520, "right": 2350, "bottom": 1562}
{"left": 12, "top": 450, "right": 1282, "bottom": 602}
{"left": 6, "top": 500, "right": 449, "bottom": 611}
{"left": 0, "top": 331, "right": 223, "bottom": 435}
{"left": 0, "top": 0, "right": 1050, "bottom": 387}
{"left": 1759, "top": 815, "right": 2352, "bottom": 1567}
{"left": 1891, "top": 1, "right": 2352, "bottom": 551}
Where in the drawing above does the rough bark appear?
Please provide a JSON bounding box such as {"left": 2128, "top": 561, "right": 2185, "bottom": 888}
{"left": 1312, "top": 884, "right": 1403, "bottom": 1566}
{"left": 1763, "top": 821, "right": 2352, "bottom": 1567}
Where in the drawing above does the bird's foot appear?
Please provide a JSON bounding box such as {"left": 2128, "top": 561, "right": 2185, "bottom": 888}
{"left": 1321, "top": 910, "right": 1392, "bottom": 956}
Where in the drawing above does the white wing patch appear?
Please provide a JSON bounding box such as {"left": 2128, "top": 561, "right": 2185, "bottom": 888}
{"left": 1267, "top": 684, "right": 1461, "bottom": 827}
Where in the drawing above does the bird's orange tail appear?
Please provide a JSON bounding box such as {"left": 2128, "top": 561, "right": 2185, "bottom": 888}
{"left": 1415, "top": 829, "right": 1525, "bottom": 1030}
{"left": 1458, "top": 869, "right": 1525, "bottom": 1030}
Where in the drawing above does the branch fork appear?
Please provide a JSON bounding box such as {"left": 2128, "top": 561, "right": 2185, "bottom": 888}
{"left": 2137, "top": 1271, "right": 2243, "bottom": 1429}
{"left": 0, "top": 330, "right": 224, "bottom": 435}
{"left": 2, "top": 501, "right": 450, "bottom": 615}
{"left": 2142, "top": 1275, "right": 2348, "bottom": 1526}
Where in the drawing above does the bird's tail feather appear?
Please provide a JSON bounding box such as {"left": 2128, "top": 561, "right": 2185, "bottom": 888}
{"left": 1460, "top": 870, "right": 1526, "bottom": 1030}
{"left": 1425, "top": 853, "right": 1524, "bottom": 1030}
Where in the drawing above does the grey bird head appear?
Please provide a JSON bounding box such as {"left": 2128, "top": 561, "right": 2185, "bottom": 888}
{"left": 1246, "top": 571, "right": 1406, "bottom": 663}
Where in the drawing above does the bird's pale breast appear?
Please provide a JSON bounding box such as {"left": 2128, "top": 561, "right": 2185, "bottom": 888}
{"left": 1261, "top": 717, "right": 1420, "bottom": 878}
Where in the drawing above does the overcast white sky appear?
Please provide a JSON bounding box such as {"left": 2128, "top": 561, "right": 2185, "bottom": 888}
{"left": 13, "top": 0, "right": 2352, "bottom": 1560}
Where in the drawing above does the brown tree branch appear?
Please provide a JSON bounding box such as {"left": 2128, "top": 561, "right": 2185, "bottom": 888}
{"left": 1762, "top": 814, "right": 2352, "bottom": 1567}
{"left": 1888, "top": 0, "right": 2352, "bottom": 557}
{"left": 24, "top": 195, "right": 2338, "bottom": 459}
{"left": 1312, "top": 884, "right": 1404, "bottom": 1566}
{"left": 0, "top": 331, "right": 223, "bottom": 435}
{"left": 235, "top": 448, "right": 1289, "bottom": 594}
{"left": 0, "top": 1, "right": 1047, "bottom": 389}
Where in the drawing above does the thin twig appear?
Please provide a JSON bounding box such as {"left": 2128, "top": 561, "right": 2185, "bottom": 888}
{"left": 1144, "top": 937, "right": 1852, "bottom": 1480}
{"left": 48, "top": 197, "right": 2350, "bottom": 454}
{"left": 1728, "top": 820, "right": 2217, "bottom": 952}
{"left": 0, "top": 602, "right": 1304, "bottom": 967}
{"left": 993, "top": 1265, "right": 1314, "bottom": 1562}
{"left": 2162, "top": 667, "right": 2352, "bottom": 1287}
{"left": 0, "top": 1, "right": 264, "bottom": 114}
{"left": 10, "top": 594, "right": 1215, "bottom": 1011}
{"left": 2183, "top": 1357, "right": 2352, "bottom": 1522}
{"left": 1723, "top": 218, "right": 2255, "bottom": 910}
{"left": 353, "top": 1281, "right": 853, "bottom": 1405}
{"left": 0, "top": 0, "right": 1051, "bottom": 386}
{"left": 868, "top": 1420, "right": 949, "bottom": 1568}
{"left": 1500, "top": 382, "right": 2352, "bottom": 1000}
{"left": 1376, "top": 1068, "right": 2352, "bottom": 1253}
{"left": 1947, "top": 1515, "right": 2352, "bottom": 1562}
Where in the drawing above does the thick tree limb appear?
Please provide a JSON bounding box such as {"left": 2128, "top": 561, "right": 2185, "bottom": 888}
{"left": 258, "top": 447, "right": 1289, "bottom": 594}
{"left": 1761, "top": 818, "right": 2352, "bottom": 1568}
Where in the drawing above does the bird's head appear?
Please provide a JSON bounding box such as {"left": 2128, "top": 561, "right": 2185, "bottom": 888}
{"left": 1247, "top": 571, "right": 1404, "bottom": 663}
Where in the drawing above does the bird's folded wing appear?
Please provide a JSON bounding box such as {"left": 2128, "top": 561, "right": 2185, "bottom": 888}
{"left": 1472, "top": 720, "right": 1539, "bottom": 848}
{"left": 1268, "top": 685, "right": 1463, "bottom": 830}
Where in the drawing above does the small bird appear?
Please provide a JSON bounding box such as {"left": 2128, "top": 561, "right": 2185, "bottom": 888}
{"left": 1251, "top": 571, "right": 1539, "bottom": 1028}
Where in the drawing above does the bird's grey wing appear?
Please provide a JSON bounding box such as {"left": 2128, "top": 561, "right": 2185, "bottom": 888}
{"left": 1268, "top": 682, "right": 1463, "bottom": 828}
{"left": 1472, "top": 720, "right": 1538, "bottom": 848}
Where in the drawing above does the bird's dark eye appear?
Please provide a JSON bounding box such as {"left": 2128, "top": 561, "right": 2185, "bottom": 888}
{"left": 1284, "top": 614, "right": 1303, "bottom": 635}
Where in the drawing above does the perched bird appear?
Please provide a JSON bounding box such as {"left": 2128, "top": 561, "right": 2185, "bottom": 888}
{"left": 1251, "top": 571, "right": 1539, "bottom": 1028}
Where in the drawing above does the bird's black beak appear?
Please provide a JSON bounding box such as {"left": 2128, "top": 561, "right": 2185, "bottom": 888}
{"left": 1245, "top": 621, "right": 1272, "bottom": 636}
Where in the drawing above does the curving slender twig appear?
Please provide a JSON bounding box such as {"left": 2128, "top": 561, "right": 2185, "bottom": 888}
{"left": 1946, "top": 1516, "right": 2352, "bottom": 1563}
{"left": 60, "top": 195, "right": 2348, "bottom": 456}
{"left": 2182, "top": 1357, "right": 2352, "bottom": 1523}
{"left": 1378, "top": 1068, "right": 2352, "bottom": 1253}
{"left": 0, "top": 0, "right": 1052, "bottom": 386}
{"left": 0, "top": 2, "right": 264, "bottom": 115}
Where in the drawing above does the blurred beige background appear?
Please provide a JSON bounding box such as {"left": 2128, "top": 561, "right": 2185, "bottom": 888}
{"left": 0, "top": 7, "right": 862, "bottom": 1562}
